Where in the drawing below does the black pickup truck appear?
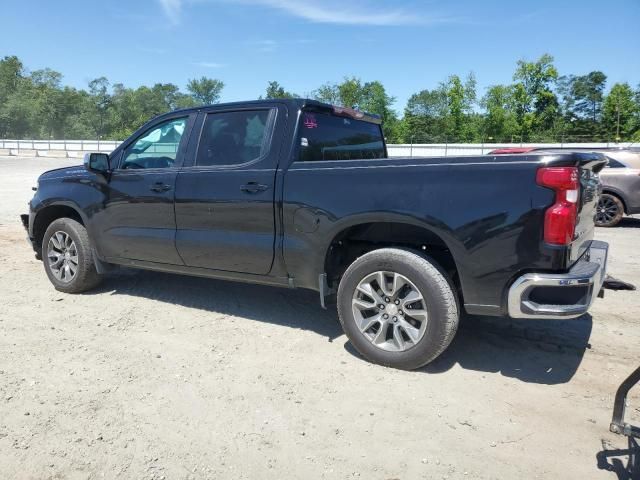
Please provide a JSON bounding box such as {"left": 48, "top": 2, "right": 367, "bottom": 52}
{"left": 22, "top": 99, "right": 610, "bottom": 369}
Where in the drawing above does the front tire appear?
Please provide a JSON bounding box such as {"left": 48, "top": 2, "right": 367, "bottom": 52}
{"left": 42, "top": 218, "right": 102, "bottom": 293}
{"left": 595, "top": 193, "right": 624, "bottom": 227}
{"left": 337, "top": 248, "right": 459, "bottom": 370}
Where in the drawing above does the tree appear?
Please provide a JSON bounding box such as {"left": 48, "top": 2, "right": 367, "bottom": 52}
{"left": 0, "top": 56, "right": 28, "bottom": 138}
{"left": 311, "top": 77, "right": 398, "bottom": 139}
{"left": 359, "top": 81, "right": 397, "bottom": 140}
{"left": 0, "top": 56, "right": 23, "bottom": 100}
{"left": 572, "top": 71, "right": 607, "bottom": 122}
{"left": 442, "top": 73, "right": 477, "bottom": 141}
{"left": 603, "top": 83, "right": 638, "bottom": 141}
{"left": 313, "top": 83, "right": 340, "bottom": 104}
{"left": 481, "top": 85, "right": 519, "bottom": 141}
{"left": 85, "top": 77, "right": 111, "bottom": 138}
{"left": 264, "top": 81, "right": 296, "bottom": 99}
{"left": 401, "top": 87, "right": 448, "bottom": 143}
{"left": 31, "top": 68, "right": 64, "bottom": 138}
{"left": 186, "top": 77, "right": 224, "bottom": 105}
{"left": 513, "top": 53, "right": 560, "bottom": 139}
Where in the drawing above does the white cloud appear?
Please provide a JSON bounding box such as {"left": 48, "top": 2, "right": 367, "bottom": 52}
{"left": 193, "top": 61, "right": 226, "bottom": 68}
{"left": 243, "top": 0, "right": 430, "bottom": 26}
{"left": 159, "top": 0, "right": 183, "bottom": 24}
{"left": 246, "top": 39, "right": 278, "bottom": 53}
{"left": 159, "top": 0, "right": 453, "bottom": 27}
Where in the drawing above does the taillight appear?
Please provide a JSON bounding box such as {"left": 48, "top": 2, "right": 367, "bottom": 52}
{"left": 536, "top": 167, "right": 579, "bottom": 245}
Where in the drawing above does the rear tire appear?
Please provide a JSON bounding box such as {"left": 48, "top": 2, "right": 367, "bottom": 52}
{"left": 42, "top": 218, "right": 102, "bottom": 293}
{"left": 337, "top": 248, "right": 459, "bottom": 370}
{"left": 595, "top": 193, "right": 624, "bottom": 227}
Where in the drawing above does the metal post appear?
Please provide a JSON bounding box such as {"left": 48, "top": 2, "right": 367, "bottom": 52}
{"left": 610, "top": 365, "right": 640, "bottom": 438}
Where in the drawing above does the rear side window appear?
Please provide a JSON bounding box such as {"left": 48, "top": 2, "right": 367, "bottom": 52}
{"left": 196, "top": 110, "right": 271, "bottom": 167}
{"left": 298, "top": 111, "right": 385, "bottom": 162}
{"left": 605, "top": 157, "right": 626, "bottom": 168}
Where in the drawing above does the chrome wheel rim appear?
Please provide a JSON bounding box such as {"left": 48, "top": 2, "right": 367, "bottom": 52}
{"left": 596, "top": 196, "right": 619, "bottom": 225}
{"left": 352, "top": 271, "right": 428, "bottom": 352}
{"left": 47, "top": 231, "right": 78, "bottom": 283}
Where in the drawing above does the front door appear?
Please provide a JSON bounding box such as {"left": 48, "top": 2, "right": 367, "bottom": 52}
{"left": 175, "top": 107, "right": 281, "bottom": 274}
{"left": 93, "top": 115, "right": 192, "bottom": 265}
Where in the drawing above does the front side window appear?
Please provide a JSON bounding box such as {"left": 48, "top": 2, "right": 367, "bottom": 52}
{"left": 298, "top": 111, "right": 385, "bottom": 162}
{"left": 196, "top": 110, "right": 271, "bottom": 167}
{"left": 121, "top": 117, "right": 187, "bottom": 170}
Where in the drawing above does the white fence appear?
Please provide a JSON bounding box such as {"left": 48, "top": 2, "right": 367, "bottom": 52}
{"left": 0, "top": 139, "right": 633, "bottom": 159}
{"left": 387, "top": 142, "right": 634, "bottom": 157}
{"left": 0, "top": 139, "right": 119, "bottom": 157}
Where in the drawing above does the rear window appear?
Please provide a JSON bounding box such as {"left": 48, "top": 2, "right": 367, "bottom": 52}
{"left": 297, "top": 111, "right": 385, "bottom": 162}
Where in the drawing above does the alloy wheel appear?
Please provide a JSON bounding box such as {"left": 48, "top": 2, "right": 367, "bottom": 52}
{"left": 47, "top": 231, "right": 78, "bottom": 283}
{"left": 351, "top": 271, "right": 428, "bottom": 352}
{"left": 596, "top": 196, "right": 620, "bottom": 226}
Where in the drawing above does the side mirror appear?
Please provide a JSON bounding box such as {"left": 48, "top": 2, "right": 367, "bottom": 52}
{"left": 83, "top": 152, "right": 110, "bottom": 174}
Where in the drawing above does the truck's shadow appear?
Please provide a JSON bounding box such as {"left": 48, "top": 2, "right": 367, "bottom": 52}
{"left": 93, "top": 269, "right": 591, "bottom": 386}
{"left": 421, "top": 313, "right": 592, "bottom": 385}
{"left": 93, "top": 270, "right": 343, "bottom": 340}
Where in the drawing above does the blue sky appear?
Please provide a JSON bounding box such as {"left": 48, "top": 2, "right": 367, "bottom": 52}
{"left": 1, "top": 0, "right": 639, "bottom": 112}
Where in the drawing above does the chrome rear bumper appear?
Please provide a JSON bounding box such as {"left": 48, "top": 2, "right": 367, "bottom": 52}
{"left": 508, "top": 240, "right": 608, "bottom": 319}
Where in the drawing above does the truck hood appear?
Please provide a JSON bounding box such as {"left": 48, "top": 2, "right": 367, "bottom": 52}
{"left": 38, "top": 165, "right": 87, "bottom": 182}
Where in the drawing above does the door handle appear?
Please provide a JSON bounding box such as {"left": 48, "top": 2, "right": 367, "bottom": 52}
{"left": 150, "top": 182, "right": 171, "bottom": 192}
{"left": 240, "top": 182, "right": 269, "bottom": 194}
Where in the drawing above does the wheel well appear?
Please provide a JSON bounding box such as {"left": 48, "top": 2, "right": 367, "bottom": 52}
{"left": 33, "top": 205, "right": 84, "bottom": 253}
{"left": 601, "top": 190, "right": 627, "bottom": 214}
{"left": 324, "top": 222, "right": 462, "bottom": 298}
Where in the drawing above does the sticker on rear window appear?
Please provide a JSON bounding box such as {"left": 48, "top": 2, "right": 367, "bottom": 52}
{"left": 303, "top": 113, "right": 318, "bottom": 129}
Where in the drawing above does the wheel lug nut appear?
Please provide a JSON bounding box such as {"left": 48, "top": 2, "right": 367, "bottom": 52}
{"left": 383, "top": 313, "right": 389, "bottom": 319}
{"left": 394, "top": 299, "right": 400, "bottom": 305}
{"left": 392, "top": 316, "right": 398, "bottom": 322}
{"left": 379, "top": 304, "right": 385, "bottom": 310}
{"left": 399, "top": 310, "right": 403, "bottom": 316}
{"left": 385, "top": 297, "right": 390, "bottom": 303}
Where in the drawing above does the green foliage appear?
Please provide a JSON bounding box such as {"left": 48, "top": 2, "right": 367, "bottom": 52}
{"left": 481, "top": 85, "right": 519, "bottom": 141}
{"left": 311, "top": 77, "right": 398, "bottom": 140}
{"left": 0, "top": 54, "right": 638, "bottom": 143}
{"left": 186, "top": 77, "right": 224, "bottom": 105}
{"left": 0, "top": 55, "right": 226, "bottom": 139}
{"left": 602, "top": 83, "right": 639, "bottom": 141}
{"left": 264, "top": 81, "right": 296, "bottom": 99}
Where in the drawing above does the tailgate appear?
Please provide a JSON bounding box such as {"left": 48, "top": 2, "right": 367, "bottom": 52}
{"left": 569, "top": 153, "right": 608, "bottom": 264}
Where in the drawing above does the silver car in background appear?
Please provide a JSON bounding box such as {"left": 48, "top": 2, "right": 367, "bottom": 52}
{"left": 596, "top": 150, "right": 640, "bottom": 227}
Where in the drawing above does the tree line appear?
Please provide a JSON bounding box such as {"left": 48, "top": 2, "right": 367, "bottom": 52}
{"left": 1, "top": 54, "right": 639, "bottom": 143}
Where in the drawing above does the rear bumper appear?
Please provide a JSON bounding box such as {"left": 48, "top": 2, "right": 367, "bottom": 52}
{"left": 508, "top": 240, "right": 608, "bottom": 319}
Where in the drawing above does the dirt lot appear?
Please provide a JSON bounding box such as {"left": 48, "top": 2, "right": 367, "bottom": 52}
{"left": 1, "top": 156, "right": 638, "bottom": 480}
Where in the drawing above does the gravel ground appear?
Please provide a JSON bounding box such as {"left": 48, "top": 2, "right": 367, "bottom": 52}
{"left": 0, "top": 156, "right": 638, "bottom": 480}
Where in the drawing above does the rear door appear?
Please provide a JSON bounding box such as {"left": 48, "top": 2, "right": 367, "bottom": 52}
{"left": 93, "top": 114, "right": 195, "bottom": 264}
{"left": 174, "top": 105, "right": 283, "bottom": 274}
